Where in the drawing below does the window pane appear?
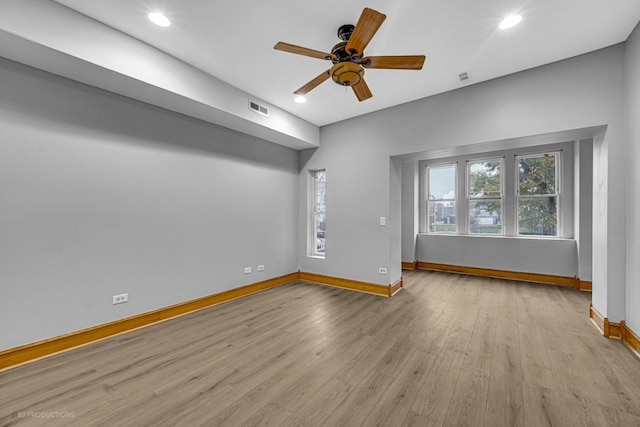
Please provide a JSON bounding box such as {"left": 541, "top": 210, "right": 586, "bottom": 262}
{"left": 315, "top": 170, "right": 326, "bottom": 209}
{"left": 469, "top": 199, "right": 502, "bottom": 234}
{"left": 428, "top": 165, "right": 456, "bottom": 200}
{"left": 312, "top": 170, "right": 326, "bottom": 256}
{"left": 468, "top": 160, "right": 502, "bottom": 197}
{"left": 428, "top": 201, "right": 456, "bottom": 233}
{"left": 315, "top": 212, "right": 325, "bottom": 253}
{"left": 518, "top": 196, "right": 557, "bottom": 236}
{"left": 518, "top": 155, "right": 556, "bottom": 195}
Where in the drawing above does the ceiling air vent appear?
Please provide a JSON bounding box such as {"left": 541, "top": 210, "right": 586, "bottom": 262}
{"left": 457, "top": 72, "right": 471, "bottom": 84}
{"left": 249, "top": 100, "right": 269, "bottom": 117}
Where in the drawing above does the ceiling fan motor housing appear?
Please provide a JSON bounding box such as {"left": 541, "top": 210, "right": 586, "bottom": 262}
{"left": 331, "top": 41, "right": 362, "bottom": 64}
{"left": 330, "top": 62, "right": 364, "bottom": 87}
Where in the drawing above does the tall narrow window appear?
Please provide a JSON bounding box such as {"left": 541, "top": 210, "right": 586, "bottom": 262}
{"left": 467, "top": 159, "right": 503, "bottom": 234}
{"left": 311, "top": 169, "right": 326, "bottom": 256}
{"left": 427, "top": 164, "right": 457, "bottom": 233}
{"left": 517, "top": 153, "right": 559, "bottom": 236}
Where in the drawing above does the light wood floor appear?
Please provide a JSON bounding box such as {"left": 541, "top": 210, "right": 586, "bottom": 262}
{"left": 2, "top": 270, "right": 640, "bottom": 426}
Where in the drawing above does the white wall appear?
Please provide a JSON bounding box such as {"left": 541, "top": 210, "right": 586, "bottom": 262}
{"left": 300, "top": 45, "right": 626, "bottom": 322}
{"left": 625, "top": 22, "right": 640, "bottom": 334}
{"left": 0, "top": 58, "right": 299, "bottom": 351}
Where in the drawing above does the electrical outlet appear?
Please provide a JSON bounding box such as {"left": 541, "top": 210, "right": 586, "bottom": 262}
{"left": 378, "top": 268, "right": 387, "bottom": 274}
{"left": 380, "top": 216, "right": 386, "bottom": 226}
{"left": 112, "top": 293, "right": 128, "bottom": 305}
{"left": 244, "top": 267, "right": 252, "bottom": 274}
{"left": 257, "top": 265, "right": 265, "bottom": 272}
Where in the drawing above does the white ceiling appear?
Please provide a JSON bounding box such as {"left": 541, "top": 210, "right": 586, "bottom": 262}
{"left": 50, "top": 0, "right": 640, "bottom": 127}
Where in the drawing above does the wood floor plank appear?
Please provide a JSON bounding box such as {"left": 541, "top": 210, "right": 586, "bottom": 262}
{"left": 484, "top": 343, "right": 524, "bottom": 426}
{"left": 522, "top": 382, "right": 566, "bottom": 427}
{"left": 334, "top": 327, "right": 400, "bottom": 387}
{"left": 280, "top": 377, "right": 353, "bottom": 427}
{"left": 239, "top": 402, "right": 293, "bottom": 427}
{"left": 144, "top": 383, "right": 243, "bottom": 427}
{"left": 464, "top": 314, "right": 497, "bottom": 371}
{"left": 274, "top": 333, "right": 374, "bottom": 413}
{"left": 546, "top": 348, "right": 621, "bottom": 409}
{"left": 361, "top": 349, "right": 437, "bottom": 426}
{"left": 598, "top": 404, "right": 640, "bottom": 427}
{"left": 443, "top": 364, "right": 491, "bottom": 426}
{"left": 320, "top": 368, "right": 396, "bottom": 427}
{"left": 495, "top": 304, "right": 519, "bottom": 347}
{"left": 518, "top": 322, "right": 557, "bottom": 390}
{"left": 554, "top": 392, "right": 611, "bottom": 427}
{"left": 400, "top": 411, "right": 442, "bottom": 426}
{"left": 410, "top": 349, "right": 465, "bottom": 423}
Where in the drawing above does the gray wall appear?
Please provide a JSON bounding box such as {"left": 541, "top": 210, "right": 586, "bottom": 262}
{"left": 575, "top": 139, "right": 593, "bottom": 281}
{"left": 0, "top": 58, "right": 299, "bottom": 351}
{"left": 625, "top": 22, "right": 640, "bottom": 334}
{"left": 299, "top": 45, "right": 626, "bottom": 325}
{"left": 417, "top": 235, "right": 578, "bottom": 277}
{"left": 401, "top": 162, "right": 420, "bottom": 263}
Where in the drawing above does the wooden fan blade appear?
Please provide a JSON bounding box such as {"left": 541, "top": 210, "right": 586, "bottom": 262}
{"left": 294, "top": 70, "right": 331, "bottom": 95}
{"left": 362, "top": 55, "right": 426, "bottom": 70}
{"left": 274, "top": 42, "right": 336, "bottom": 61}
{"left": 352, "top": 78, "right": 373, "bottom": 102}
{"left": 345, "top": 8, "right": 386, "bottom": 56}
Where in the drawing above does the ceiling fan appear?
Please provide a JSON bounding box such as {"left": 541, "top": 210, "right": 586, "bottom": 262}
{"left": 274, "top": 7, "right": 426, "bottom": 102}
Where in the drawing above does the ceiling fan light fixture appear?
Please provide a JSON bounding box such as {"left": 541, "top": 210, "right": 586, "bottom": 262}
{"left": 499, "top": 14, "right": 522, "bottom": 30}
{"left": 330, "top": 62, "right": 364, "bottom": 87}
{"left": 294, "top": 95, "right": 307, "bottom": 103}
{"left": 148, "top": 12, "right": 171, "bottom": 28}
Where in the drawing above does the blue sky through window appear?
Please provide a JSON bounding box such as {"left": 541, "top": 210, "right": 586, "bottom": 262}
{"left": 428, "top": 165, "right": 456, "bottom": 200}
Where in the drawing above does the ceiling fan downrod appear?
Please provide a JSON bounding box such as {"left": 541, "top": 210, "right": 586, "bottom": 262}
{"left": 337, "top": 24, "right": 355, "bottom": 41}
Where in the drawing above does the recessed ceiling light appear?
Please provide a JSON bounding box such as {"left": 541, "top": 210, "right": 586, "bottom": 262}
{"left": 499, "top": 14, "right": 522, "bottom": 30}
{"left": 148, "top": 12, "right": 171, "bottom": 28}
{"left": 294, "top": 95, "right": 307, "bottom": 104}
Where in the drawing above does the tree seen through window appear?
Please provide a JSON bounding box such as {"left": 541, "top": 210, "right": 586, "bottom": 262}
{"left": 518, "top": 154, "right": 558, "bottom": 236}
{"left": 468, "top": 159, "right": 503, "bottom": 234}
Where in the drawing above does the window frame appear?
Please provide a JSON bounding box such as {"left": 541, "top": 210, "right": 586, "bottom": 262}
{"left": 310, "top": 169, "right": 326, "bottom": 257}
{"left": 419, "top": 143, "right": 570, "bottom": 240}
{"left": 466, "top": 157, "right": 504, "bottom": 235}
{"left": 516, "top": 151, "right": 561, "bottom": 237}
{"left": 426, "top": 162, "right": 458, "bottom": 234}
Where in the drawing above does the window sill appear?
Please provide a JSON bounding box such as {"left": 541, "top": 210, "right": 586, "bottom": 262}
{"left": 307, "top": 255, "right": 325, "bottom": 260}
{"left": 418, "top": 233, "right": 573, "bottom": 241}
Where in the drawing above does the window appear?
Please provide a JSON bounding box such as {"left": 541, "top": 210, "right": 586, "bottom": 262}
{"left": 517, "top": 153, "right": 559, "bottom": 236}
{"left": 421, "top": 144, "right": 568, "bottom": 239}
{"left": 311, "top": 169, "right": 326, "bottom": 256}
{"left": 467, "top": 159, "right": 503, "bottom": 234}
{"left": 427, "top": 164, "right": 457, "bottom": 233}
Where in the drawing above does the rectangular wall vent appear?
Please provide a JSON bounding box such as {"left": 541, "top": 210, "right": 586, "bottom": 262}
{"left": 457, "top": 72, "right": 471, "bottom": 84}
{"left": 249, "top": 100, "right": 269, "bottom": 117}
